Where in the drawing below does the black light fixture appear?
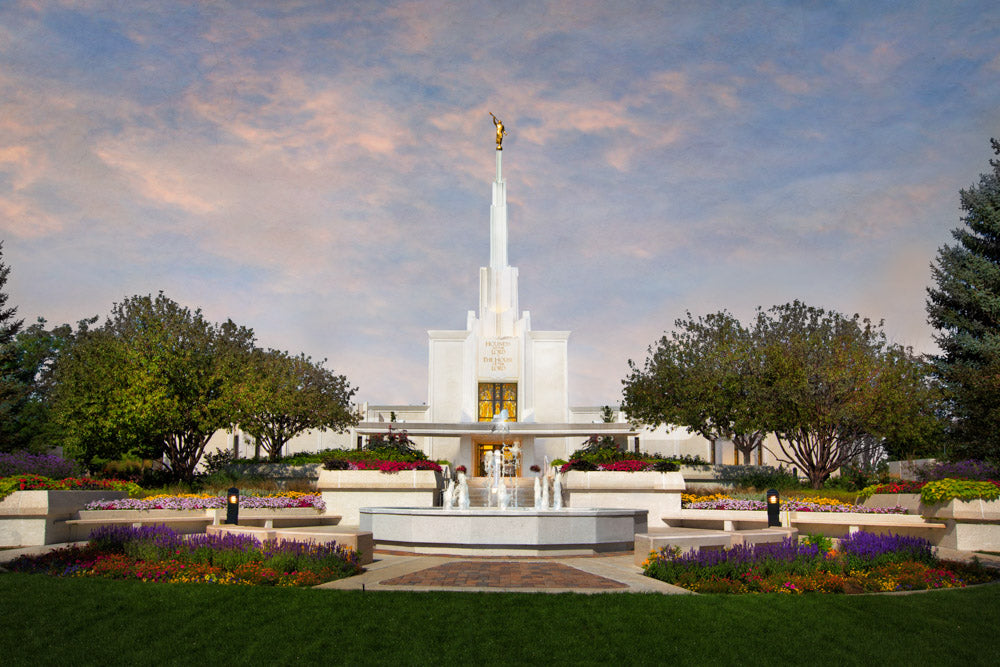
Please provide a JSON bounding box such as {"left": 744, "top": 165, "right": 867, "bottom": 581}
{"left": 766, "top": 488, "right": 780, "bottom": 527}
{"left": 226, "top": 487, "right": 240, "bottom": 525}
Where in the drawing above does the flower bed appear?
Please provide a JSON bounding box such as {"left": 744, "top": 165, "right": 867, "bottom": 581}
{"left": 7, "top": 524, "right": 361, "bottom": 586}
{"left": 84, "top": 492, "right": 325, "bottom": 511}
{"left": 348, "top": 460, "right": 442, "bottom": 473}
{"left": 1, "top": 474, "right": 142, "bottom": 501}
{"left": 682, "top": 494, "right": 906, "bottom": 514}
{"left": 859, "top": 478, "right": 1000, "bottom": 504}
{"left": 642, "top": 531, "right": 994, "bottom": 594}
{"left": 559, "top": 459, "right": 679, "bottom": 473}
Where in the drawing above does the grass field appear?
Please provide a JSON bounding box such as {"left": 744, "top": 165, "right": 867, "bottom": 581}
{"left": 1, "top": 572, "right": 998, "bottom": 665}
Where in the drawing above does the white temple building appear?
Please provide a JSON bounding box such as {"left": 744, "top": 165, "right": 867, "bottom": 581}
{"left": 208, "top": 129, "right": 779, "bottom": 471}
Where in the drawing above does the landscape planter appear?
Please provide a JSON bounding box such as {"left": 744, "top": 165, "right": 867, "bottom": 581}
{"left": 561, "top": 471, "right": 686, "bottom": 528}
{"left": 317, "top": 469, "right": 444, "bottom": 525}
{"left": 0, "top": 490, "right": 127, "bottom": 547}
{"left": 865, "top": 493, "right": 1000, "bottom": 521}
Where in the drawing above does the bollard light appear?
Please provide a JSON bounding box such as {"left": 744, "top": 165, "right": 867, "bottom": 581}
{"left": 226, "top": 487, "right": 240, "bottom": 525}
{"left": 766, "top": 488, "right": 780, "bottom": 527}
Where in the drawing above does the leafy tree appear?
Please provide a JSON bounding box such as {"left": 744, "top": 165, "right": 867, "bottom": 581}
{"left": 622, "top": 311, "right": 767, "bottom": 464}
{"left": 2, "top": 317, "right": 97, "bottom": 451}
{"left": 0, "top": 242, "right": 25, "bottom": 450}
{"left": 51, "top": 293, "right": 255, "bottom": 479}
{"left": 755, "top": 301, "right": 932, "bottom": 488}
{"left": 236, "top": 348, "right": 357, "bottom": 461}
{"left": 926, "top": 138, "right": 1000, "bottom": 461}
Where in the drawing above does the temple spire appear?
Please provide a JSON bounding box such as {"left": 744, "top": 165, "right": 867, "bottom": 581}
{"left": 478, "top": 114, "right": 519, "bottom": 337}
{"left": 490, "top": 149, "right": 507, "bottom": 269}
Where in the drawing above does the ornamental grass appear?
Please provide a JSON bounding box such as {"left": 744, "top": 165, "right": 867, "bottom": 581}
{"left": 8, "top": 524, "right": 362, "bottom": 586}
{"left": 642, "top": 532, "right": 994, "bottom": 594}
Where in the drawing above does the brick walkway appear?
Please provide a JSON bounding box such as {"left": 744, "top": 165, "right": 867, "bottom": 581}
{"left": 380, "top": 560, "right": 629, "bottom": 589}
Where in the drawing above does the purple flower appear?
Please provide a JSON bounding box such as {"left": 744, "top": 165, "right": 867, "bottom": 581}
{"left": 0, "top": 450, "right": 80, "bottom": 478}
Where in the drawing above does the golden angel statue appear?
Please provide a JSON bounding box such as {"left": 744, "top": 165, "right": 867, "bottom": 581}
{"left": 489, "top": 112, "right": 506, "bottom": 150}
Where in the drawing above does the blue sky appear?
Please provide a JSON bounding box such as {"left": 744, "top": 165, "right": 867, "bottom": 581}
{"left": 2, "top": 1, "right": 999, "bottom": 405}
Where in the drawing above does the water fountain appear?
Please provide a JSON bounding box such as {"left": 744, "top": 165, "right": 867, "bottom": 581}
{"left": 358, "top": 413, "right": 647, "bottom": 556}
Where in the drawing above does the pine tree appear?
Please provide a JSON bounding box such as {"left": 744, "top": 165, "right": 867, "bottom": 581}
{"left": 0, "top": 242, "right": 26, "bottom": 449}
{"left": 927, "top": 138, "right": 1000, "bottom": 460}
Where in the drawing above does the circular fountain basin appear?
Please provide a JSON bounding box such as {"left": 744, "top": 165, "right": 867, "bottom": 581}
{"left": 358, "top": 507, "right": 648, "bottom": 556}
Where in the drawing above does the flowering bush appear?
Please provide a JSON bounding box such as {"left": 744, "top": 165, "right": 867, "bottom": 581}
{"left": 682, "top": 494, "right": 905, "bottom": 514}
{"left": 857, "top": 480, "right": 927, "bottom": 500}
{"left": 0, "top": 474, "right": 143, "bottom": 502}
{"left": 321, "top": 443, "right": 432, "bottom": 469}
{"left": 642, "top": 532, "right": 993, "bottom": 594}
{"left": 349, "top": 459, "right": 442, "bottom": 473}
{"left": 0, "top": 451, "right": 80, "bottom": 479}
{"left": 558, "top": 459, "right": 677, "bottom": 473}
{"left": 839, "top": 531, "right": 934, "bottom": 568}
{"left": 8, "top": 524, "right": 362, "bottom": 586}
{"left": 85, "top": 492, "right": 325, "bottom": 511}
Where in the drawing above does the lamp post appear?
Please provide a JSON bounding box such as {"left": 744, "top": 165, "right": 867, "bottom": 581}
{"left": 226, "top": 487, "right": 240, "bottom": 525}
{"left": 766, "top": 489, "right": 780, "bottom": 527}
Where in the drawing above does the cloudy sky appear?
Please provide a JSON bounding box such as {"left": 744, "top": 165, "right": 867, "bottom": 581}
{"left": 2, "top": 1, "right": 999, "bottom": 406}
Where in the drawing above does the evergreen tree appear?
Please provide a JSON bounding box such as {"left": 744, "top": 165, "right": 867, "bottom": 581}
{"left": 927, "top": 139, "right": 1000, "bottom": 461}
{"left": 0, "top": 242, "right": 25, "bottom": 450}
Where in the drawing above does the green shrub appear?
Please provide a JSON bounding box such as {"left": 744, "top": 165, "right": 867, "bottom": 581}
{"left": 201, "top": 450, "right": 237, "bottom": 476}
{"left": 920, "top": 478, "right": 1000, "bottom": 504}
{"left": 800, "top": 533, "right": 834, "bottom": 553}
{"left": 716, "top": 465, "right": 801, "bottom": 490}
{"left": 319, "top": 447, "right": 429, "bottom": 469}
{"left": 321, "top": 458, "right": 351, "bottom": 471}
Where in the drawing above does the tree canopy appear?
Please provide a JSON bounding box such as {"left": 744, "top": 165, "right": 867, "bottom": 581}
{"left": 622, "top": 310, "right": 767, "bottom": 464}
{"left": 623, "top": 301, "right": 935, "bottom": 487}
{"left": 755, "top": 302, "right": 933, "bottom": 488}
{"left": 926, "top": 138, "right": 1000, "bottom": 461}
{"left": 236, "top": 348, "right": 357, "bottom": 461}
{"left": 51, "top": 293, "right": 255, "bottom": 479}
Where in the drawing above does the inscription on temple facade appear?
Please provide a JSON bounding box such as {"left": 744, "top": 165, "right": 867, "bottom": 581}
{"left": 479, "top": 337, "right": 519, "bottom": 379}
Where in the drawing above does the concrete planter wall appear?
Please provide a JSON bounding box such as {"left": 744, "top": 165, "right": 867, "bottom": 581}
{"left": 863, "top": 493, "right": 923, "bottom": 514}
{"left": 857, "top": 493, "right": 1000, "bottom": 550}
{"left": 316, "top": 469, "right": 443, "bottom": 525}
{"left": 562, "top": 471, "right": 685, "bottom": 528}
{"left": 0, "top": 490, "right": 127, "bottom": 547}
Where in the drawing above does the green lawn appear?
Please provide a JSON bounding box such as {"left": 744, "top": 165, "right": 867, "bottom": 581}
{"left": 2, "top": 573, "right": 999, "bottom": 665}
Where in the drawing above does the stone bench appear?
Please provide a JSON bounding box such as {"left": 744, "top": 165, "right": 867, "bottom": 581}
{"left": 663, "top": 509, "right": 947, "bottom": 538}
{"left": 206, "top": 524, "right": 374, "bottom": 565}
{"left": 63, "top": 510, "right": 340, "bottom": 541}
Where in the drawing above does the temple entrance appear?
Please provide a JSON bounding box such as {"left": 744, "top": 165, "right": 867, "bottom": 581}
{"left": 474, "top": 441, "right": 522, "bottom": 477}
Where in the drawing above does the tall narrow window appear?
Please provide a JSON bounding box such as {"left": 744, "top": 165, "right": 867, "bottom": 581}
{"left": 478, "top": 382, "right": 517, "bottom": 422}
